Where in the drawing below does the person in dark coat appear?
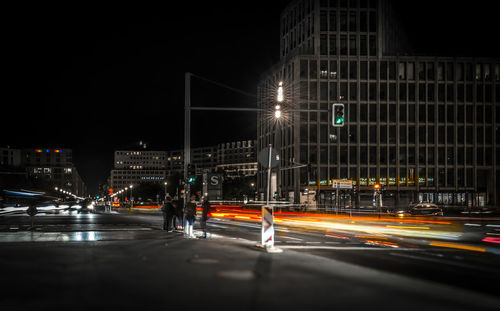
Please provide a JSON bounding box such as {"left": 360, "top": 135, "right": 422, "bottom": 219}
{"left": 184, "top": 194, "right": 197, "bottom": 238}
{"left": 173, "top": 195, "right": 184, "bottom": 230}
{"left": 200, "top": 196, "right": 211, "bottom": 238}
{"left": 162, "top": 196, "right": 175, "bottom": 232}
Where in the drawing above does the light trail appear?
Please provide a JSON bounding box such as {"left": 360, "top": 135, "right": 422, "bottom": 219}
{"left": 206, "top": 206, "right": 500, "bottom": 254}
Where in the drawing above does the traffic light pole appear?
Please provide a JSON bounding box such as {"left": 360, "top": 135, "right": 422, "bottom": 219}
{"left": 184, "top": 72, "right": 329, "bottom": 213}
{"left": 184, "top": 73, "right": 191, "bottom": 208}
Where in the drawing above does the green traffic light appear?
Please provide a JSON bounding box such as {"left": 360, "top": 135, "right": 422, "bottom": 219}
{"left": 335, "top": 117, "right": 344, "bottom": 124}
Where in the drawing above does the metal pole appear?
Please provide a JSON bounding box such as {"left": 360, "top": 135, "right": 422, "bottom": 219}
{"left": 336, "top": 187, "right": 339, "bottom": 215}
{"left": 266, "top": 144, "right": 272, "bottom": 206}
{"left": 184, "top": 72, "right": 191, "bottom": 209}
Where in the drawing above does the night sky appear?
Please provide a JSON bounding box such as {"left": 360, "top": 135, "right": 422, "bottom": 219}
{"left": 3, "top": 1, "right": 499, "bottom": 194}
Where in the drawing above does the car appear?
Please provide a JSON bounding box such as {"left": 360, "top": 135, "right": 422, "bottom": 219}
{"left": 77, "top": 199, "right": 94, "bottom": 214}
{"left": 408, "top": 202, "right": 443, "bottom": 216}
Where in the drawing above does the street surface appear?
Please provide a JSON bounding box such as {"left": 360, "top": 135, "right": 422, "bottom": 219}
{"left": 0, "top": 206, "right": 499, "bottom": 310}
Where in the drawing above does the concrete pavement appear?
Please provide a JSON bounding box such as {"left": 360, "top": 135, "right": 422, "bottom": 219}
{"left": 1, "top": 229, "right": 499, "bottom": 311}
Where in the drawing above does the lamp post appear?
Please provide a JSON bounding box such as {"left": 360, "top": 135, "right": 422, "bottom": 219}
{"left": 129, "top": 185, "right": 134, "bottom": 208}
{"left": 273, "top": 81, "right": 283, "bottom": 201}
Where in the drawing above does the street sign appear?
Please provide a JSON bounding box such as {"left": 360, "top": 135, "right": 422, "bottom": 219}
{"left": 27, "top": 205, "right": 37, "bottom": 216}
{"left": 332, "top": 179, "right": 353, "bottom": 189}
{"left": 258, "top": 147, "right": 279, "bottom": 168}
{"left": 207, "top": 173, "right": 222, "bottom": 190}
{"left": 207, "top": 173, "right": 223, "bottom": 200}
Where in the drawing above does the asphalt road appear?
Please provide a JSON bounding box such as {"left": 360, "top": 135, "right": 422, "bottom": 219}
{"left": 0, "top": 209, "right": 499, "bottom": 310}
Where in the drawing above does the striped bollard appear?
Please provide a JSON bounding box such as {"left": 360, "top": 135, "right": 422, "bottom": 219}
{"left": 261, "top": 205, "right": 274, "bottom": 248}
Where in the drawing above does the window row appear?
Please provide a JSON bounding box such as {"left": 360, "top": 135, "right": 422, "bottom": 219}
{"left": 298, "top": 102, "right": 500, "bottom": 125}
{"left": 320, "top": 10, "right": 377, "bottom": 33}
{"left": 320, "top": 0, "right": 378, "bottom": 9}
{"left": 297, "top": 166, "right": 476, "bottom": 188}
{"left": 299, "top": 81, "right": 500, "bottom": 103}
{"left": 300, "top": 60, "right": 500, "bottom": 82}
{"left": 300, "top": 124, "right": 498, "bottom": 145}
{"left": 300, "top": 145, "right": 499, "bottom": 167}
{"left": 319, "top": 34, "right": 377, "bottom": 56}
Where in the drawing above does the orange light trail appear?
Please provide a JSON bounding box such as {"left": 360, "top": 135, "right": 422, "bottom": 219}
{"left": 429, "top": 242, "right": 486, "bottom": 252}
{"left": 211, "top": 207, "right": 452, "bottom": 225}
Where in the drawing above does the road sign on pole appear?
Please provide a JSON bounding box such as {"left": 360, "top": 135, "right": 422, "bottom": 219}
{"left": 331, "top": 179, "right": 353, "bottom": 189}
{"left": 258, "top": 147, "right": 279, "bottom": 168}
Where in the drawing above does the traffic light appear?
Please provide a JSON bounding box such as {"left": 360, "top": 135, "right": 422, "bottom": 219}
{"left": 187, "top": 164, "right": 196, "bottom": 183}
{"left": 332, "top": 103, "right": 345, "bottom": 127}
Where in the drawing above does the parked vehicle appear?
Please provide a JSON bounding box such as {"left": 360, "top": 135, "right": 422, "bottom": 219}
{"left": 408, "top": 202, "right": 443, "bottom": 216}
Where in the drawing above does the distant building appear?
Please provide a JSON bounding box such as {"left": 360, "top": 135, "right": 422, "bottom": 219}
{"left": 216, "top": 140, "right": 257, "bottom": 179}
{"left": 165, "top": 150, "right": 184, "bottom": 174}
{"left": 164, "top": 146, "right": 218, "bottom": 175}
{"left": 109, "top": 140, "right": 257, "bottom": 192}
{"left": 21, "top": 148, "right": 86, "bottom": 196}
{"left": 163, "top": 140, "right": 256, "bottom": 178}
{"left": 110, "top": 150, "right": 167, "bottom": 190}
{"left": 0, "top": 147, "right": 25, "bottom": 190}
{"left": 1, "top": 147, "right": 21, "bottom": 167}
{"left": 192, "top": 146, "right": 218, "bottom": 172}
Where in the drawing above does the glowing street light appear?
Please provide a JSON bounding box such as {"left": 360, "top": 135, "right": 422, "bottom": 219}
{"left": 277, "top": 81, "right": 284, "bottom": 103}
{"left": 274, "top": 105, "right": 281, "bottom": 119}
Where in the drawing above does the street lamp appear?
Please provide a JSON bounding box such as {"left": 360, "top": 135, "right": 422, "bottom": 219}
{"left": 129, "top": 185, "right": 134, "bottom": 207}
{"left": 274, "top": 105, "right": 281, "bottom": 119}
{"left": 277, "top": 81, "right": 284, "bottom": 103}
{"left": 275, "top": 81, "right": 284, "bottom": 119}
{"left": 164, "top": 181, "right": 168, "bottom": 198}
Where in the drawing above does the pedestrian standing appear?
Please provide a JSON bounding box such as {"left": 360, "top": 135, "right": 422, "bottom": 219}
{"left": 200, "top": 196, "right": 211, "bottom": 238}
{"left": 184, "top": 194, "right": 197, "bottom": 238}
{"left": 162, "top": 196, "right": 175, "bottom": 232}
{"left": 173, "top": 195, "right": 184, "bottom": 230}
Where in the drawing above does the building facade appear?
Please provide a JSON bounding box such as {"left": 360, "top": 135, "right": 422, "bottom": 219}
{"left": 110, "top": 140, "right": 256, "bottom": 191}
{"left": 257, "top": 0, "right": 500, "bottom": 207}
{"left": 110, "top": 150, "right": 167, "bottom": 190}
{"left": 22, "top": 148, "right": 86, "bottom": 196}
{"left": 1, "top": 147, "right": 21, "bottom": 167}
{"left": 216, "top": 140, "right": 257, "bottom": 179}
{"left": 0, "top": 147, "right": 26, "bottom": 191}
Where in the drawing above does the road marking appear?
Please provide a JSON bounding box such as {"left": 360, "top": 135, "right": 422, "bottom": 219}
{"left": 280, "top": 245, "right": 420, "bottom": 250}
{"left": 282, "top": 236, "right": 303, "bottom": 241}
{"left": 217, "top": 270, "right": 255, "bottom": 281}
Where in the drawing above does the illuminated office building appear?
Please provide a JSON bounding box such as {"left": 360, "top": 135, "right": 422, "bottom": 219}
{"left": 257, "top": 0, "right": 500, "bottom": 207}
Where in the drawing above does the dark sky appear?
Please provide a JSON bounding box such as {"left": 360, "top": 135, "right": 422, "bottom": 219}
{"left": 3, "top": 1, "right": 499, "bottom": 194}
